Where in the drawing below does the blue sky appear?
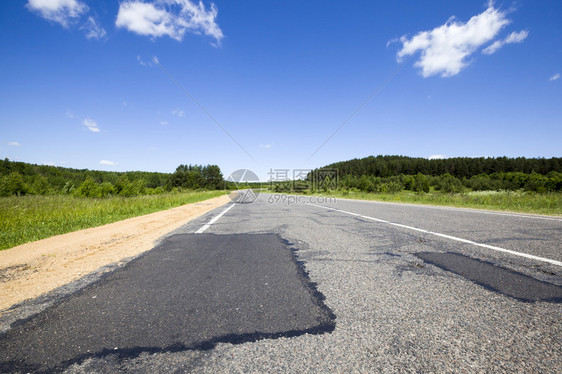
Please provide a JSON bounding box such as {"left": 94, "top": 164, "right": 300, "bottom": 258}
{"left": 1, "top": 1, "right": 561, "bottom": 181}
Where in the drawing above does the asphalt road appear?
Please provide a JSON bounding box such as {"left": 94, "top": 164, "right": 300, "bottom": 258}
{"left": 1, "top": 193, "right": 561, "bottom": 373}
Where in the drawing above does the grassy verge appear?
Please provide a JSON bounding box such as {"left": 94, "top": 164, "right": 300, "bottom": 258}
{"left": 266, "top": 190, "right": 562, "bottom": 216}
{"left": 0, "top": 190, "right": 225, "bottom": 250}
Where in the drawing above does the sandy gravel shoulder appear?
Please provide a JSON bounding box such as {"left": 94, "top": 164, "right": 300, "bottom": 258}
{"left": 0, "top": 194, "right": 230, "bottom": 313}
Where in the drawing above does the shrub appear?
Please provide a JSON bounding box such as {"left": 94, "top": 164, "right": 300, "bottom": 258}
{"left": 62, "top": 181, "right": 76, "bottom": 195}
{"left": 523, "top": 172, "right": 548, "bottom": 193}
{"left": 75, "top": 177, "right": 100, "bottom": 198}
{"left": 412, "top": 173, "right": 430, "bottom": 193}
{"left": 0, "top": 172, "right": 30, "bottom": 196}
{"left": 436, "top": 173, "right": 464, "bottom": 193}
{"left": 99, "top": 182, "right": 116, "bottom": 197}
{"left": 32, "top": 176, "right": 50, "bottom": 195}
{"left": 386, "top": 181, "right": 404, "bottom": 193}
{"left": 119, "top": 179, "right": 146, "bottom": 197}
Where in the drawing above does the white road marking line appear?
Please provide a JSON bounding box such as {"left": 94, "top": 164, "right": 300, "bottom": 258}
{"left": 195, "top": 204, "right": 235, "bottom": 234}
{"left": 306, "top": 203, "right": 562, "bottom": 267}
{"left": 339, "top": 197, "right": 562, "bottom": 222}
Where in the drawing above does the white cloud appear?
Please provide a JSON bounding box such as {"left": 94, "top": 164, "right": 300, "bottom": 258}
{"left": 27, "top": 0, "right": 88, "bottom": 27}
{"left": 83, "top": 118, "right": 100, "bottom": 132}
{"left": 396, "top": 4, "right": 519, "bottom": 77}
{"left": 172, "top": 109, "right": 185, "bottom": 117}
{"left": 99, "top": 160, "right": 116, "bottom": 166}
{"left": 137, "top": 55, "right": 151, "bottom": 67}
{"left": 8, "top": 142, "right": 21, "bottom": 147}
{"left": 115, "top": 0, "right": 223, "bottom": 44}
{"left": 160, "top": 121, "right": 169, "bottom": 125}
{"left": 65, "top": 109, "right": 75, "bottom": 118}
{"left": 259, "top": 144, "right": 272, "bottom": 149}
{"left": 428, "top": 154, "right": 447, "bottom": 160}
{"left": 482, "top": 30, "right": 528, "bottom": 55}
{"left": 81, "top": 16, "right": 106, "bottom": 39}
{"left": 27, "top": 0, "right": 107, "bottom": 41}
{"left": 549, "top": 73, "right": 560, "bottom": 81}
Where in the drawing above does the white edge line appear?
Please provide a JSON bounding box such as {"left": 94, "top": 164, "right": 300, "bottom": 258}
{"left": 306, "top": 203, "right": 562, "bottom": 267}
{"left": 195, "top": 204, "right": 235, "bottom": 234}
{"left": 334, "top": 196, "right": 562, "bottom": 222}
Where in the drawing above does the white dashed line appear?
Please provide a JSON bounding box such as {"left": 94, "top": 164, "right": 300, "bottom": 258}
{"left": 195, "top": 204, "right": 235, "bottom": 234}
{"left": 306, "top": 203, "right": 562, "bottom": 267}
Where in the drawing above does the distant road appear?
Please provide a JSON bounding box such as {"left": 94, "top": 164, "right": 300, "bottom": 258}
{"left": 1, "top": 193, "right": 561, "bottom": 373}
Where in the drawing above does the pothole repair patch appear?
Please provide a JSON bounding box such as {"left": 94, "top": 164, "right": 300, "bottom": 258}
{"left": 0, "top": 233, "right": 335, "bottom": 373}
{"left": 415, "top": 251, "right": 562, "bottom": 303}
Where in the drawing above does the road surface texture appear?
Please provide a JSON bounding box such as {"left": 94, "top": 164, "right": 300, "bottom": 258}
{"left": 1, "top": 193, "right": 560, "bottom": 373}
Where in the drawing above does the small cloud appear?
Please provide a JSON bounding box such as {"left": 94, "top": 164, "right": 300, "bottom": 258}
{"left": 549, "top": 73, "right": 560, "bottom": 81}
{"left": 137, "top": 55, "right": 152, "bottom": 67}
{"left": 428, "top": 154, "right": 447, "bottom": 160}
{"left": 172, "top": 109, "right": 185, "bottom": 117}
{"left": 160, "top": 121, "right": 168, "bottom": 125}
{"left": 65, "top": 109, "right": 75, "bottom": 118}
{"left": 81, "top": 16, "right": 106, "bottom": 39}
{"left": 482, "top": 30, "right": 529, "bottom": 55}
{"left": 83, "top": 118, "right": 100, "bottom": 133}
{"left": 99, "top": 160, "right": 116, "bottom": 166}
{"left": 115, "top": 0, "right": 224, "bottom": 44}
{"left": 395, "top": 4, "right": 525, "bottom": 77}
{"left": 386, "top": 38, "right": 399, "bottom": 47}
{"left": 8, "top": 142, "right": 21, "bottom": 147}
{"left": 259, "top": 144, "right": 272, "bottom": 149}
{"left": 27, "top": 0, "right": 88, "bottom": 28}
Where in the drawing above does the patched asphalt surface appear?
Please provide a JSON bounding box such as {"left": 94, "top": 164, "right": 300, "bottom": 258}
{"left": 415, "top": 252, "right": 562, "bottom": 302}
{"left": 1, "top": 194, "right": 561, "bottom": 373}
{"left": 0, "top": 233, "right": 334, "bottom": 373}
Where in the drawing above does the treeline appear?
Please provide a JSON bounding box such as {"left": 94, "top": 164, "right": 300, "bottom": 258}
{"left": 302, "top": 155, "right": 562, "bottom": 194}
{"left": 0, "top": 159, "right": 224, "bottom": 197}
{"left": 335, "top": 172, "right": 562, "bottom": 193}
{"left": 319, "top": 155, "right": 562, "bottom": 179}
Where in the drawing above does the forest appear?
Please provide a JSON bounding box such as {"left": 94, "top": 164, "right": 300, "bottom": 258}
{"left": 302, "top": 155, "right": 562, "bottom": 193}
{"left": 0, "top": 159, "right": 225, "bottom": 197}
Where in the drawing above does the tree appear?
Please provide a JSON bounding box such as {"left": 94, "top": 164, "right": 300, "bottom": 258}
{"left": 32, "top": 175, "right": 50, "bottom": 195}
{"left": 0, "top": 172, "right": 30, "bottom": 196}
{"left": 412, "top": 173, "right": 430, "bottom": 193}
{"left": 75, "top": 177, "right": 100, "bottom": 197}
{"left": 202, "top": 165, "right": 223, "bottom": 189}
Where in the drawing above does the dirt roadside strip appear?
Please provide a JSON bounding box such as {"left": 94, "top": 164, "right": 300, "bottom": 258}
{"left": 0, "top": 194, "right": 231, "bottom": 313}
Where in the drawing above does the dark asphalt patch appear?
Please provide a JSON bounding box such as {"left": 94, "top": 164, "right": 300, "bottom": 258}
{"left": 0, "top": 234, "right": 335, "bottom": 373}
{"left": 415, "top": 252, "right": 562, "bottom": 303}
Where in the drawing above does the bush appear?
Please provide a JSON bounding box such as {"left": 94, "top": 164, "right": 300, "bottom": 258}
{"left": 386, "top": 181, "right": 403, "bottom": 193}
{"left": 0, "top": 172, "right": 30, "bottom": 196}
{"left": 75, "top": 177, "right": 100, "bottom": 198}
{"left": 119, "top": 179, "right": 146, "bottom": 197}
{"left": 523, "top": 172, "right": 548, "bottom": 193}
{"left": 32, "top": 176, "right": 50, "bottom": 195}
{"left": 412, "top": 173, "right": 430, "bottom": 193}
{"left": 436, "top": 173, "right": 464, "bottom": 193}
{"left": 99, "top": 182, "right": 116, "bottom": 197}
{"left": 62, "top": 181, "right": 76, "bottom": 195}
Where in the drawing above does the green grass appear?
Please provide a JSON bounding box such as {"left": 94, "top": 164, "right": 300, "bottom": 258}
{"left": 271, "top": 190, "right": 562, "bottom": 216}
{"left": 0, "top": 190, "right": 226, "bottom": 250}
